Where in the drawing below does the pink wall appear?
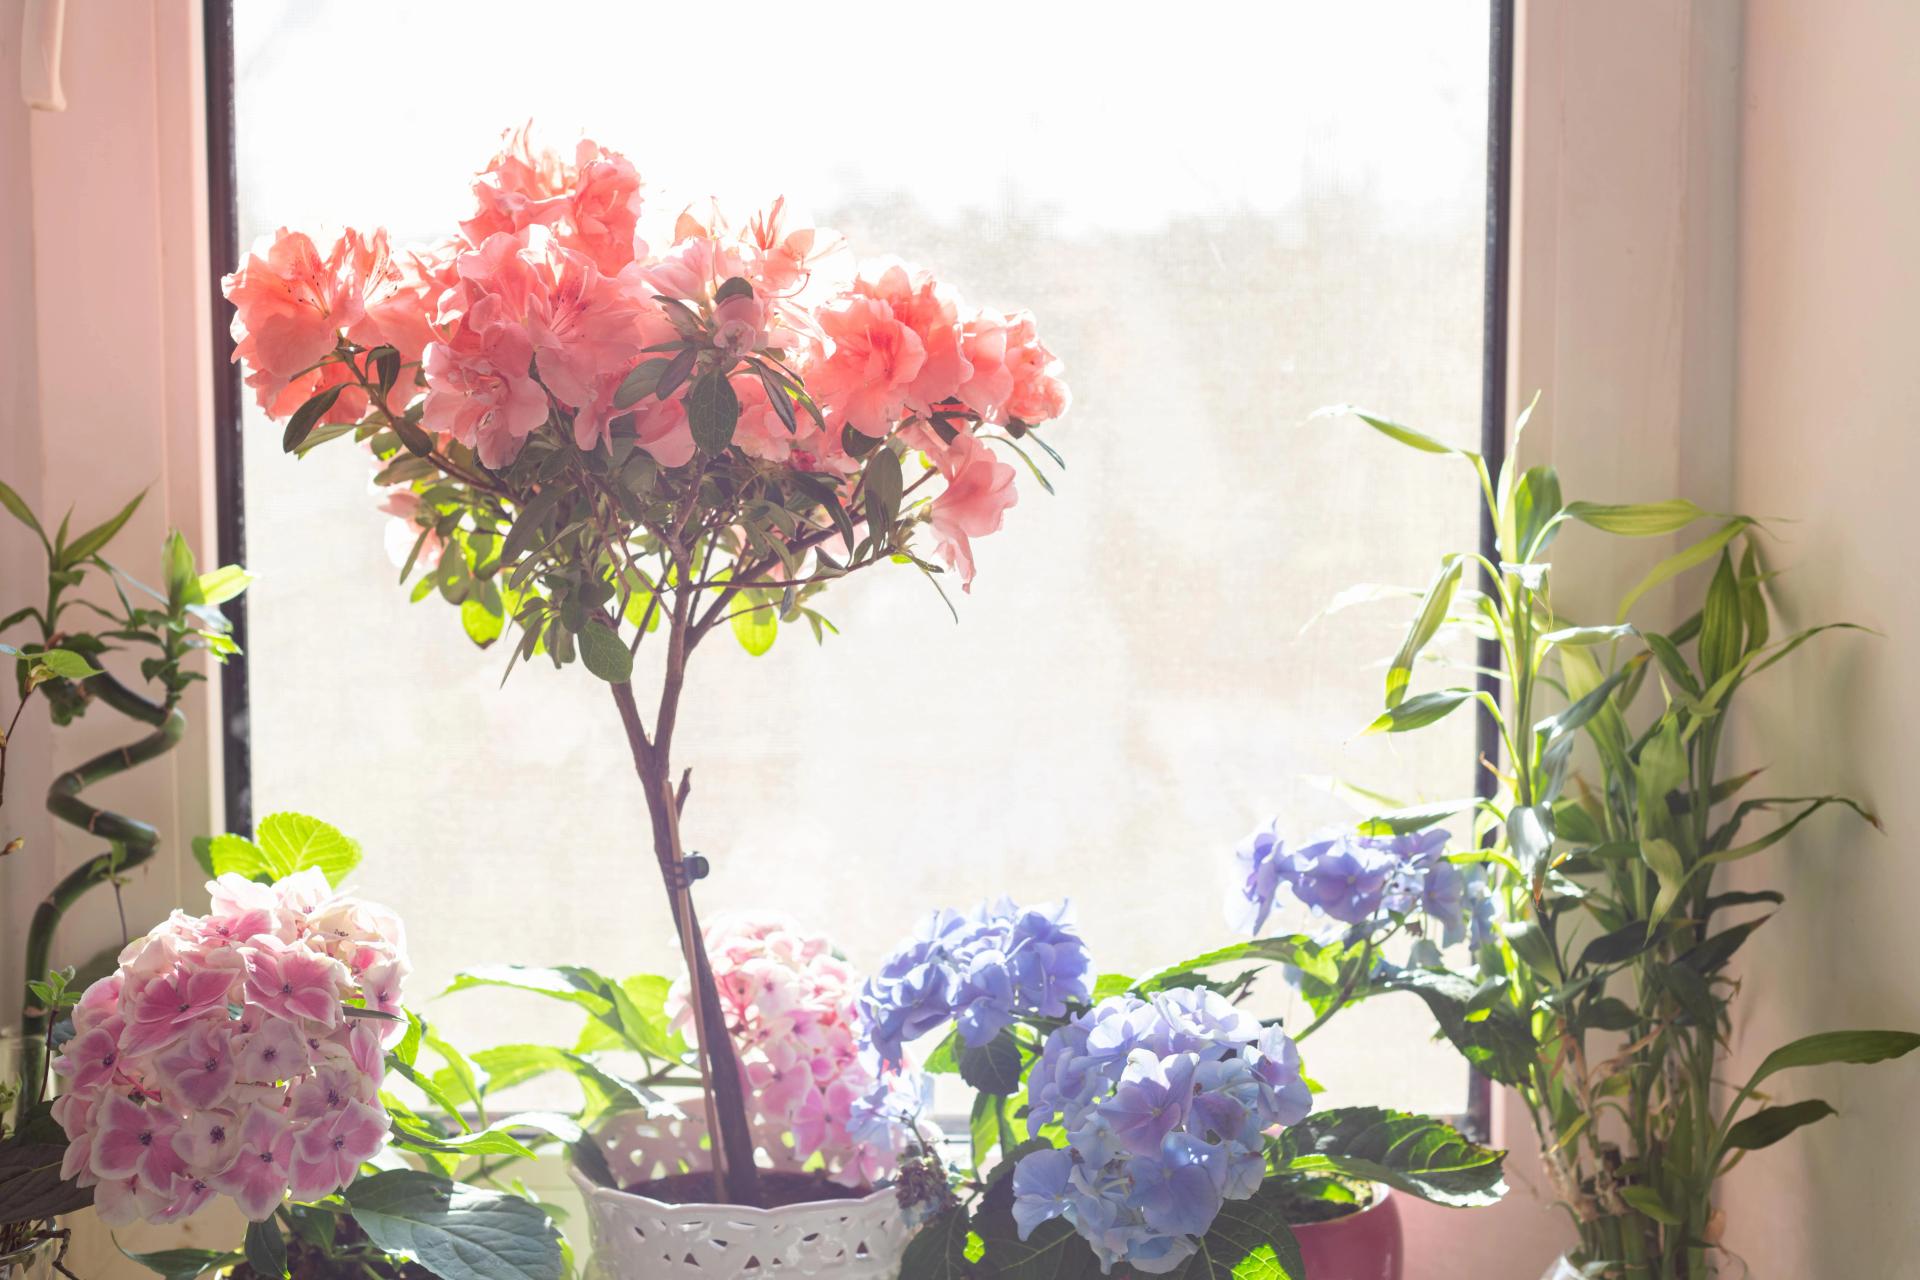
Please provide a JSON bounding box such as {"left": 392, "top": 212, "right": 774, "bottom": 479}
{"left": 1721, "top": 1, "right": 1920, "bottom": 1275}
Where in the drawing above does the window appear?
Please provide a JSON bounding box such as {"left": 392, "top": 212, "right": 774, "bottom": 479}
{"left": 220, "top": 0, "right": 1502, "bottom": 1118}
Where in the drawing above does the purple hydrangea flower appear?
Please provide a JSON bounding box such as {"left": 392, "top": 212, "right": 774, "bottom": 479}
{"left": 860, "top": 899, "right": 1092, "bottom": 1066}
{"left": 1013, "top": 989, "right": 1311, "bottom": 1274}
{"left": 1230, "top": 823, "right": 1480, "bottom": 946}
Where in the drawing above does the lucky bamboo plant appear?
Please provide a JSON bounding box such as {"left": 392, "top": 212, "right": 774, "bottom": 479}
{"left": 0, "top": 482, "right": 247, "bottom": 1106}
{"left": 226, "top": 127, "right": 1071, "bottom": 1204}
{"left": 1252, "top": 404, "right": 1920, "bottom": 1278}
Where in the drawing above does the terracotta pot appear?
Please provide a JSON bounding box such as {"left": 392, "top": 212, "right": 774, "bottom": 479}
{"left": 1290, "top": 1187, "right": 1404, "bottom": 1280}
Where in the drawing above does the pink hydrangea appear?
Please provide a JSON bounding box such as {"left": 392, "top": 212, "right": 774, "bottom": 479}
{"left": 48, "top": 871, "right": 408, "bottom": 1226}
{"left": 668, "top": 914, "right": 923, "bottom": 1188}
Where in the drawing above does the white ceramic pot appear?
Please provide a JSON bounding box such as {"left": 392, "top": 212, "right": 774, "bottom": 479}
{"left": 1540, "top": 1256, "right": 1585, "bottom": 1280}
{"left": 573, "top": 1111, "right": 913, "bottom": 1279}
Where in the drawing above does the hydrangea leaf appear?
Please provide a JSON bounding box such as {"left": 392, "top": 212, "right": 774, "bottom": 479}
{"left": 345, "top": 1170, "right": 563, "bottom": 1280}
{"left": 1274, "top": 1106, "right": 1507, "bottom": 1206}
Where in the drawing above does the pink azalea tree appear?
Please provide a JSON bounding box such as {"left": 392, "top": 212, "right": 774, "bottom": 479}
{"left": 225, "top": 128, "right": 1070, "bottom": 1203}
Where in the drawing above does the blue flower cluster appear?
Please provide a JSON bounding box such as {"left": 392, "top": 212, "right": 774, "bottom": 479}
{"left": 859, "top": 898, "right": 1092, "bottom": 1066}
{"left": 1228, "top": 822, "right": 1489, "bottom": 948}
{"left": 1012, "top": 988, "right": 1312, "bottom": 1274}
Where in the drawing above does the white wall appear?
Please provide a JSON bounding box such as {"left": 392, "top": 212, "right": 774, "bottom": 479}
{"left": 1719, "top": 2, "right": 1920, "bottom": 1275}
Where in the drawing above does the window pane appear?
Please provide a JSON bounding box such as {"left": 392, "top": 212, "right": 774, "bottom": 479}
{"left": 234, "top": 0, "right": 1489, "bottom": 1115}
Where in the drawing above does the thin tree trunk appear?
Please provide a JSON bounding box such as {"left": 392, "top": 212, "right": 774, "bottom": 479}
{"left": 609, "top": 679, "right": 761, "bottom": 1203}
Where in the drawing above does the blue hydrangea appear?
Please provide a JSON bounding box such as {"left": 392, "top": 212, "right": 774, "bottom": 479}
{"left": 860, "top": 899, "right": 1092, "bottom": 1066}
{"left": 1230, "top": 823, "right": 1484, "bottom": 947}
{"left": 1013, "top": 989, "right": 1311, "bottom": 1274}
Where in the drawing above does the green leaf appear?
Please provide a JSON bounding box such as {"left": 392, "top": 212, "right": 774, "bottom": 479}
{"left": 1640, "top": 836, "right": 1688, "bottom": 929}
{"left": 901, "top": 1208, "right": 975, "bottom": 1279}
{"left": 1374, "top": 969, "right": 1537, "bottom": 1086}
{"left": 202, "top": 832, "right": 272, "bottom": 880}
{"left": 1699, "top": 551, "right": 1744, "bottom": 687}
{"left": 578, "top": 619, "right": 633, "bottom": 682}
{"left": 1329, "top": 406, "right": 1477, "bottom": 459}
{"left": 163, "top": 529, "right": 198, "bottom": 609}
{"left": 687, "top": 370, "right": 741, "bottom": 454}
{"left": 345, "top": 1170, "right": 563, "bottom": 1280}
{"left": 607, "top": 973, "right": 687, "bottom": 1061}
{"left": 60, "top": 489, "right": 146, "bottom": 568}
{"left": 1275, "top": 1106, "right": 1507, "bottom": 1207}
{"left": 195, "top": 564, "right": 252, "bottom": 606}
{"left": 1563, "top": 498, "right": 1712, "bottom": 537}
{"left": 1385, "top": 554, "right": 1463, "bottom": 708}
{"left": 731, "top": 594, "right": 778, "bottom": 657}
{"left": 1725, "top": 1099, "right": 1837, "bottom": 1151}
{"left": 256, "top": 812, "right": 362, "bottom": 886}
{"left": 245, "top": 1218, "right": 289, "bottom": 1279}
{"left": 1364, "top": 688, "right": 1474, "bottom": 734}
{"left": 1616, "top": 518, "right": 1753, "bottom": 623}
{"left": 37, "top": 648, "right": 102, "bottom": 681}
{"left": 1512, "top": 465, "right": 1563, "bottom": 559}
{"left": 444, "top": 966, "right": 615, "bottom": 1016}
{"left": 960, "top": 1030, "right": 1025, "bottom": 1095}
{"left": 1744, "top": 1030, "right": 1920, "bottom": 1089}
{"left": 462, "top": 596, "right": 505, "bottom": 647}
{"left": 1164, "top": 1179, "right": 1306, "bottom": 1279}
{"left": 119, "top": 1248, "right": 242, "bottom": 1280}
{"left": 1619, "top": 1185, "right": 1682, "bottom": 1226}
{"left": 863, "top": 446, "right": 904, "bottom": 534}
{"left": 0, "top": 1141, "right": 93, "bottom": 1224}
{"left": 978, "top": 1214, "right": 1103, "bottom": 1278}
{"left": 1704, "top": 795, "right": 1879, "bottom": 864}
{"left": 614, "top": 359, "right": 673, "bottom": 409}
{"left": 0, "top": 477, "right": 49, "bottom": 549}
{"left": 1579, "top": 921, "right": 1660, "bottom": 968}
{"left": 1739, "top": 541, "right": 1770, "bottom": 650}
{"left": 283, "top": 382, "right": 346, "bottom": 453}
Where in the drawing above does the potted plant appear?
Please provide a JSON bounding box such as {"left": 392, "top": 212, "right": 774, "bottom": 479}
{"left": 39, "top": 813, "right": 570, "bottom": 1280}
{"left": 226, "top": 124, "right": 1071, "bottom": 1244}
{"left": 443, "top": 899, "right": 1505, "bottom": 1279}
{"left": 1267, "top": 403, "right": 1920, "bottom": 1277}
{"left": 0, "top": 489, "right": 249, "bottom": 1275}
{"left": 858, "top": 899, "right": 1507, "bottom": 1278}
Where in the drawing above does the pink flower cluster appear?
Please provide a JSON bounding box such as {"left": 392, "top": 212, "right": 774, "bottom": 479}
{"left": 48, "top": 872, "right": 408, "bottom": 1226}
{"left": 669, "top": 915, "right": 918, "bottom": 1187}
{"left": 224, "top": 127, "right": 1070, "bottom": 590}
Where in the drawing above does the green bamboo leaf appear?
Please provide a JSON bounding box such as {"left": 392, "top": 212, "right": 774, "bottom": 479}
{"left": 1563, "top": 498, "right": 1713, "bottom": 536}
{"left": 1725, "top": 1099, "right": 1837, "bottom": 1151}
{"left": 1699, "top": 552, "right": 1744, "bottom": 687}
{"left": 1703, "top": 795, "right": 1880, "bottom": 864}
{"left": 59, "top": 489, "right": 147, "bottom": 569}
{"left": 1745, "top": 1030, "right": 1920, "bottom": 1089}
{"left": 1364, "top": 688, "right": 1475, "bottom": 735}
{"left": 1386, "top": 555, "right": 1463, "bottom": 708}
{"left": 1641, "top": 836, "right": 1688, "bottom": 929}
{"left": 1619, "top": 1185, "right": 1682, "bottom": 1226}
{"left": 1615, "top": 518, "right": 1753, "bottom": 623}
{"left": 0, "top": 478, "right": 49, "bottom": 550}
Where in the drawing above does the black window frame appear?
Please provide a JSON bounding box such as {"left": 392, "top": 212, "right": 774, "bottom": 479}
{"left": 202, "top": 0, "right": 1515, "bottom": 1141}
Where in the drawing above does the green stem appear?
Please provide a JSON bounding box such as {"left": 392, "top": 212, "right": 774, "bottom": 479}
{"left": 19, "top": 674, "right": 181, "bottom": 1102}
